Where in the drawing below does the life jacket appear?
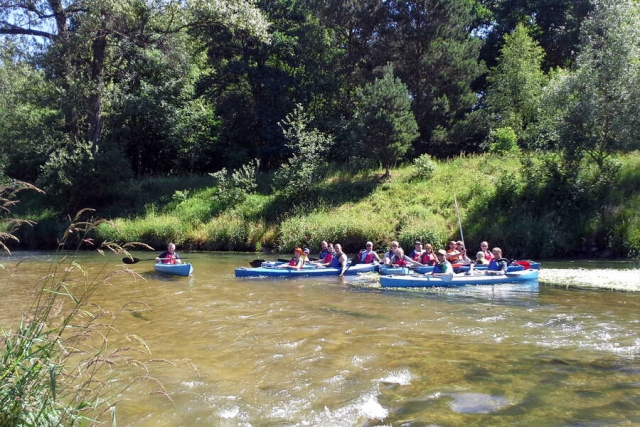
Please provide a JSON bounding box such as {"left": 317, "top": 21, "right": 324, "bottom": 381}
{"left": 394, "top": 258, "right": 407, "bottom": 267}
{"left": 410, "top": 250, "right": 423, "bottom": 261}
{"left": 359, "top": 250, "right": 376, "bottom": 264}
{"left": 488, "top": 258, "right": 508, "bottom": 271}
{"left": 420, "top": 252, "right": 436, "bottom": 265}
{"left": 162, "top": 252, "right": 177, "bottom": 264}
{"left": 433, "top": 261, "right": 450, "bottom": 273}
{"left": 322, "top": 252, "right": 334, "bottom": 263}
{"left": 482, "top": 250, "right": 494, "bottom": 261}
{"left": 289, "top": 256, "right": 300, "bottom": 267}
{"left": 447, "top": 249, "right": 461, "bottom": 262}
{"left": 318, "top": 249, "right": 330, "bottom": 260}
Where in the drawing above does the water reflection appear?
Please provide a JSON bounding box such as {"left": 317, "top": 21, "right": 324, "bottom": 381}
{"left": 0, "top": 252, "right": 639, "bottom": 426}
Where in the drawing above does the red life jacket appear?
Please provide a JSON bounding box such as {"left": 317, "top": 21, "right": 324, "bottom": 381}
{"left": 395, "top": 258, "right": 407, "bottom": 267}
{"left": 420, "top": 252, "right": 436, "bottom": 266}
{"left": 359, "top": 250, "right": 376, "bottom": 263}
{"left": 289, "top": 256, "right": 300, "bottom": 267}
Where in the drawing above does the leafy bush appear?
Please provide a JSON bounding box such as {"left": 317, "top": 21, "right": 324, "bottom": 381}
{"left": 413, "top": 154, "right": 437, "bottom": 180}
{"left": 271, "top": 105, "right": 333, "bottom": 199}
{"left": 488, "top": 127, "right": 519, "bottom": 154}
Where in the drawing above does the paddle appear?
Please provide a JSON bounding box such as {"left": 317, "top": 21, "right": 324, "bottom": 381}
{"left": 454, "top": 194, "right": 465, "bottom": 249}
{"left": 123, "top": 257, "right": 187, "bottom": 265}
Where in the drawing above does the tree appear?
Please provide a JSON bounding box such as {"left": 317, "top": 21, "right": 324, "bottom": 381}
{"left": 379, "top": 0, "right": 487, "bottom": 156}
{"left": 485, "top": 23, "right": 548, "bottom": 143}
{"left": 351, "top": 64, "right": 418, "bottom": 176}
{"left": 554, "top": 0, "right": 640, "bottom": 169}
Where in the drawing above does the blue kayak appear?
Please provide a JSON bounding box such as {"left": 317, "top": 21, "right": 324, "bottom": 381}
{"left": 154, "top": 262, "right": 193, "bottom": 277}
{"left": 378, "top": 265, "right": 411, "bottom": 275}
{"left": 235, "top": 263, "right": 378, "bottom": 278}
{"left": 414, "top": 261, "right": 540, "bottom": 274}
{"left": 379, "top": 269, "right": 539, "bottom": 288}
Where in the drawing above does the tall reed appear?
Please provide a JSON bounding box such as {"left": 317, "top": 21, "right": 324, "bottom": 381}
{"left": 1, "top": 184, "right": 177, "bottom": 426}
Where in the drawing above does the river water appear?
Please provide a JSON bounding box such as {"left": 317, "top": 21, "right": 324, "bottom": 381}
{"left": 1, "top": 251, "right": 639, "bottom": 426}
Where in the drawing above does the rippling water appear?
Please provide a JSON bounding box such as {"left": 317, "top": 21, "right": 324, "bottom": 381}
{"left": 1, "top": 252, "right": 639, "bottom": 426}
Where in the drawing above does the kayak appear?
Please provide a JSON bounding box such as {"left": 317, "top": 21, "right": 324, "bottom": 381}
{"left": 378, "top": 265, "right": 411, "bottom": 275}
{"left": 235, "top": 263, "right": 379, "bottom": 278}
{"left": 414, "top": 261, "right": 540, "bottom": 274}
{"left": 154, "top": 262, "right": 193, "bottom": 277}
{"left": 379, "top": 269, "right": 539, "bottom": 288}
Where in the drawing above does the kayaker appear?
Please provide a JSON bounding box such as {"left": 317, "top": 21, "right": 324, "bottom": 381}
{"left": 156, "top": 243, "right": 182, "bottom": 264}
{"left": 456, "top": 241, "right": 472, "bottom": 264}
{"left": 317, "top": 241, "right": 330, "bottom": 260}
{"left": 390, "top": 248, "right": 408, "bottom": 268}
{"left": 485, "top": 247, "right": 508, "bottom": 275}
{"left": 409, "top": 241, "right": 424, "bottom": 261}
{"left": 446, "top": 241, "right": 461, "bottom": 262}
{"left": 279, "top": 247, "right": 304, "bottom": 270}
{"left": 332, "top": 243, "right": 349, "bottom": 276}
{"left": 479, "top": 241, "right": 494, "bottom": 262}
{"left": 419, "top": 244, "right": 437, "bottom": 266}
{"left": 431, "top": 249, "right": 452, "bottom": 276}
{"left": 301, "top": 247, "right": 311, "bottom": 263}
{"left": 358, "top": 241, "right": 382, "bottom": 264}
{"left": 382, "top": 241, "right": 400, "bottom": 265}
{"left": 475, "top": 251, "right": 490, "bottom": 265}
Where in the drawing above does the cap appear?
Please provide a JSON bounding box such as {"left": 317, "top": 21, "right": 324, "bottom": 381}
{"left": 366, "top": 241, "right": 373, "bottom": 246}
{"left": 303, "top": 247, "right": 310, "bottom": 253}
{"left": 437, "top": 249, "right": 447, "bottom": 256}
{"left": 415, "top": 241, "right": 422, "bottom": 245}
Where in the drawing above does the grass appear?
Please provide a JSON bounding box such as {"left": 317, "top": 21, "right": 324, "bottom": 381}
{"left": 12, "top": 150, "right": 640, "bottom": 259}
{"left": 1, "top": 190, "right": 182, "bottom": 425}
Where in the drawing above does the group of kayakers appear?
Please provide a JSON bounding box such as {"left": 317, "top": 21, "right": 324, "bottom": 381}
{"left": 277, "top": 238, "right": 511, "bottom": 276}
{"left": 158, "top": 238, "right": 511, "bottom": 276}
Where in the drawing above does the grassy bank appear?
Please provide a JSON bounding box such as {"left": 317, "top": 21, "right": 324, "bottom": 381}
{"left": 87, "top": 151, "right": 639, "bottom": 259}
{"left": 8, "top": 151, "right": 640, "bottom": 259}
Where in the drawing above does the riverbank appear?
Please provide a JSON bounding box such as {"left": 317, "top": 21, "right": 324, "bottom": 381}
{"left": 9, "top": 151, "right": 640, "bottom": 259}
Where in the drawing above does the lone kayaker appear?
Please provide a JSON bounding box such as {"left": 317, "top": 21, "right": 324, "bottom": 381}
{"left": 156, "top": 243, "right": 182, "bottom": 264}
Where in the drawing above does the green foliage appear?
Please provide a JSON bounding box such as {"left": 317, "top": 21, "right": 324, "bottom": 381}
{"left": 271, "top": 105, "right": 333, "bottom": 198}
{"left": 37, "top": 136, "right": 133, "bottom": 211}
{"left": 412, "top": 154, "right": 437, "bottom": 180}
{"left": 485, "top": 23, "right": 548, "bottom": 142}
{"left": 209, "top": 159, "right": 260, "bottom": 213}
{"left": 351, "top": 64, "right": 418, "bottom": 176}
{"left": 488, "top": 127, "right": 519, "bottom": 154}
{"left": 550, "top": 0, "right": 640, "bottom": 169}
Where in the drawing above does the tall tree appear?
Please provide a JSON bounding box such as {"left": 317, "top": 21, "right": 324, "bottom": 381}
{"left": 379, "top": 0, "right": 487, "bottom": 156}
{"left": 554, "top": 0, "right": 640, "bottom": 169}
{"left": 351, "top": 64, "right": 418, "bottom": 176}
{"left": 479, "top": 0, "right": 592, "bottom": 70}
{"left": 484, "top": 23, "right": 548, "bottom": 142}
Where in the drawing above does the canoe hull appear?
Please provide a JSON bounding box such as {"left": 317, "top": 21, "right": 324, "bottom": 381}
{"left": 379, "top": 270, "right": 539, "bottom": 288}
{"left": 235, "top": 263, "right": 378, "bottom": 278}
{"left": 154, "top": 263, "right": 193, "bottom": 277}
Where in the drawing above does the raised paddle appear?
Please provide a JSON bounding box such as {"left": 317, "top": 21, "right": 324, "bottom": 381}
{"left": 123, "top": 257, "right": 187, "bottom": 264}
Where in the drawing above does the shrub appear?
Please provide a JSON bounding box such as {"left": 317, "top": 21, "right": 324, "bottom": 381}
{"left": 488, "top": 127, "right": 519, "bottom": 154}
{"left": 413, "top": 154, "right": 437, "bottom": 180}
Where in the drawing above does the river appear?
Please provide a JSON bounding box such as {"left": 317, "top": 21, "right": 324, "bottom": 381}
{"left": 0, "top": 251, "right": 639, "bottom": 426}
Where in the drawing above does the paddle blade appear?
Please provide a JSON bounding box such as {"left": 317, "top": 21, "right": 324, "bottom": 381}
{"left": 122, "top": 257, "right": 140, "bottom": 264}
{"left": 249, "top": 259, "right": 265, "bottom": 268}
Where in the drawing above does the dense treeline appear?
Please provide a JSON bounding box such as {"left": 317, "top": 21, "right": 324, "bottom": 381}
{"left": 1, "top": 0, "right": 639, "bottom": 256}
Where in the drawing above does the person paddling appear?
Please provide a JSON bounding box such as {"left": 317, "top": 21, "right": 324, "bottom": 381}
{"left": 155, "top": 243, "right": 182, "bottom": 264}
